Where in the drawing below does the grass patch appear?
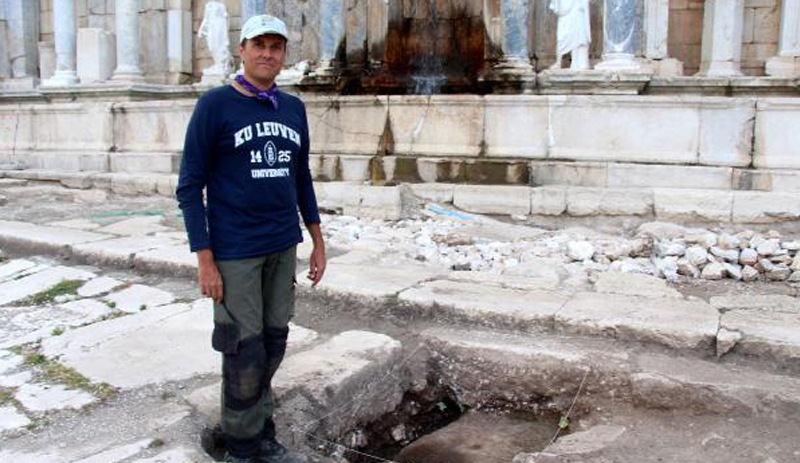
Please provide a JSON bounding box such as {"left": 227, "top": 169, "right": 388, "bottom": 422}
{"left": 8, "top": 345, "right": 23, "bottom": 356}
{"left": 51, "top": 327, "right": 64, "bottom": 336}
{"left": 149, "top": 438, "right": 165, "bottom": 448}
{"left": 0, "top": 387, "right": 17, "bottom": 406}
{"left": 11, "top": 279, "right": 85, "bottom": 307}
{"left": 19, "top": 346, "right": 117, "bottom": 401}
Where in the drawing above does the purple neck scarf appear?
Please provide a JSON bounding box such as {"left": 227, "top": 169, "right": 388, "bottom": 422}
{"left": 235, "top": 75, "right": 279, "bottom": 109}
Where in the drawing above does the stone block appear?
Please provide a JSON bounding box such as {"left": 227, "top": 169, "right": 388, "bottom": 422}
{"left": 698, "top": 98, "right": 755, "bottom": 167}
{"left": 72, "top": 236, "right": 182, "bottom": 268}
{"left": 530, "top": 161, "right": 607, "bottom": 187}
{"left": 567, "top": 187, "right": 654, "bottom": 216}
{"left": 721, "top": 310, "right": 800, "bottom": 367}
{"left": 408, "top": 183, "right": 455, "bottom": 204}
{"left": 594, "top": 272, "right": 683, "bottom": 298}
{"left": 306, "top": 96, "right": 387, "bottom": 156}
{"left": 338, "top": 155, "right": 372, "bottom": 182}
{"left": 607, "top": 163, "right": 732, "bottom": 189}
{"left": 752, "top": 6, "right": 781, "bottom": 43}
{"left": 400, "top": 280, "right": 567, "bottom": 328}
{"left": 653, "top": 189, "right": 733, "bottom": 222}
{"left": 732, "top": 191, "right": 800, "bottom": 223}
{"left": 484, "top": 96, "right": 548, "bottom": 158}
{"left": 77, "top": 28, "right": 116, "bottom": 84}
{"left": 113, "top": 100, "right": 195, "bottom": 153}
{"left": 344, "top": 186, "right": 404, "bottom": 220}
{"left": 309, "top": 155, "right": 339, "bottom": 181}
{"left": 556, "top": 293, "right": 719, "bottom": 351}
{"left": 33, "top": 102, "right": 115, "bottom": 153}
{"left": 110, "top": 153, "right": 175, "bottom": 173}
{"left": 389, "top": 95, "right": 484, "bottom": 157}
{"left": 743, "top": 7, "right": 755, "bottom": 43}
{"left": 530, "top": 187, "right": 567, "bottom": 216}
{"left": 0, "top": 219, "right": 109, "bottom": 255}
{"left": 754, "top": 98, "right": 800, "bottom": 169}
{"left": 308, "top": 261, "right": 441, "bottom": 299}
{"left": 453, "top": 185, "right": 531, "bottom": 216}
{"left": 548, "top": 96, "right": 699, "bottom": 164}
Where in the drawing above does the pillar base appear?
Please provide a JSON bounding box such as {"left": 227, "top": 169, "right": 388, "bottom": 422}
{"left": 595, "top": 53, "right": 643, "bottom": 72}
{"left": 696, "top": 61, "right": 743, "bottom": 77}
{"left": 42, "top": 70, "right": 80, "bottom": 87}
{"left": 111, "top": 67, "right": 145, "bottom": 83}
{"left": 765, "top": 56, "right": 800, "bottom": 78}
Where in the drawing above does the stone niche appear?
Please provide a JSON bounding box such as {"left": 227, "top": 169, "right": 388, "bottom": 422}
{"left": 363, "top": 0, "right": 486, "bottom": 93}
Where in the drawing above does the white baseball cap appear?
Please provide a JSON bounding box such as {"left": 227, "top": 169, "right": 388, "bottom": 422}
{"left": 240, "top": 15, "right": 289, "bottom": 43}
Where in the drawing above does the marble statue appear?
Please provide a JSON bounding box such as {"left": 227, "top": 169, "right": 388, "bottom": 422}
{"left": 549, "top": 0, "right": 591, "bottom": 70}
{"left": 198, "top": 1, "right": 232, "bottom": 79}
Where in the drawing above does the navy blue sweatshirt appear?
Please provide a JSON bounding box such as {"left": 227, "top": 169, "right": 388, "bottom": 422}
{"left": 176, "top": 85, "right": 320, "bottom": 260}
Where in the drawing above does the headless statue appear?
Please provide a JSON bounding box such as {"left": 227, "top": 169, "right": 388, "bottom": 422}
{"left": 198, "top": 1, "right": 232, "bottom": 76}
{"left": 549, "top": 0, "right": 591, "bottom": 70}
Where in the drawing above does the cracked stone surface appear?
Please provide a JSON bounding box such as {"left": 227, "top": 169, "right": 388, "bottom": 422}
{"left": 102, "top": 284, "right": 176, "bottom": 313}
{"left": 15, "top": 383, "right": 96, "bottom": 412}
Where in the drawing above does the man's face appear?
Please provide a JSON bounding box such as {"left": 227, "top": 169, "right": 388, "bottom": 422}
{"left": 239, "top": 34, "right": 286, "bottom": 85}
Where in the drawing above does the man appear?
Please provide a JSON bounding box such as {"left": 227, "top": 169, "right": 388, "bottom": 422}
{"left": 177, "top": 14, "right": 325, "bottom": 463}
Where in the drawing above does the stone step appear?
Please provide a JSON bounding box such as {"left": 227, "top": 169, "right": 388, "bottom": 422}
{"left": 5, "top": 169, "right": 800, "bottom": 224}
{"left": 423, "top": 327, "right": 800, "bottom": 418}
{"left": 185, "top": 330, "right": 405, "bottom": 439}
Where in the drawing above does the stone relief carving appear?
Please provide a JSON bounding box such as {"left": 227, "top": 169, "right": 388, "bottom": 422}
{"left": 198, "top": 1, "right": 232, "bottom": 78}
{"left": 549, "top": 0, "right": 591, "bottom": 70}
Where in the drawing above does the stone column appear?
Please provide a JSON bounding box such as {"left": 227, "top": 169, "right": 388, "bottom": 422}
{"left": 317, "top": 0, "right": 345, "bottom": 73}
{"left": 643, "top": 0, "right": 682, "bottom": 76}
{"left": 596, "top": 0, "right": 643, "bottom": 71}
{"left": 242, "top": 0, "right": 266, "bottom": 24}
{"left": 696, "top": 0, "right": 744, "bottom": 77}
{"left": 366, "top": 0, "right": 389, "bottom": 67}
{"left": 43, "top": 0, "right": 79, "bottom": 86}
{"left": 497, "top": 0, "right": 534, "bottom": 71}
{"left": 112, "top": 0, "right": 144, "bottom": 82}
{"left": 4, "top": 0, "right": 40, "bottom": 86}
{"left": 0, "top": 3, "right": 9, "bottom": 79}
{"left": 167, "top": 2, "right": 192, "bottom": 84}
{"left": 766, "top": 0, "right": 800, "bottom": 77}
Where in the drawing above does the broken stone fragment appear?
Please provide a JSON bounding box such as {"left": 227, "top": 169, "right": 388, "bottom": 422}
{"left": 781, "top": 240, "right": 800, "bottom": 252}
{"left": 724, "top": 263, "right": 743, "bottom": 281}
{"left": 766, "top": 265, "right": 791, "bottom": 281}
{"left": 655, "top": 241, "right": 685, "bottom": 257}
{"left": 717, "top": 234, "right": 741, "bottom": 250}
{"left": 677, "top": 258, "right": 700, "bottom": 278}
{"left": 789, "top": 271, "right": 800, "bottom": 282}
{"left": 791, "top": 254, "right": 800, "bottom": 271}
{"left": 685, "top": 246, "right": 710, "bottom": 267}
{"left": 739, "top": 248, "right": 759, "bottom": 267}
{"left": 710, "top": 246, "right": 740, "bottom": 263}
{"left": 742, "top": 265, "right": 760, "bottom": 282}
{"left": 770, "top": 254, "right": 793, "bottom": 266}
{"left": 567, "top": 241, "right": 595, "bottom": 261}
{"left": 684, "top": 231, "right": 718, "bottom": 249}
{"left": 756, "top": 239, "right": 781, "bottom": 256}
{"left": 654, "top": 257, "right": 679, "bottom": 282}
{"left": 701, "top": 262, "right": 726, "bottom": 280}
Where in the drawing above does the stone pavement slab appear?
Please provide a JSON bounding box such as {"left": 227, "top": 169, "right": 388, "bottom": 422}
{"left": 49, "top": 218, "right": 103, "bottom": 230}
{"left": 15, "top": 383, "right": 96, "bottom": 412}
{"left": 399, "top": 280, "right": 568, "bottom": 328}
{"left": 0, "top": 351, "right": 23, "bottom": 373}
{"left": 594, "top": 272, "right": 683, "bottom": 299}
{"left": 710, "top": 295, "right": 800, "bottom": 314}
{"left": 446, "top": 270, "right": 560, "bottom": 291}
{"left": 77, "top": 276, "right": 124, "bottom": 297}
{"left": 42, "top": 302, "right": 212, "bottom": 389}
{"left": 0, "top": 371, "right": 33, "bottom": 387}
{"left": 308, "top": 261, "right": 444, "bottom": 298}
{"left": 102, "top": 284, "right": 176, "bottom": 313}
{"left": 0, "top": 406, "right": 31, "bottom": 432}
{"left": 133, "top": 245, "right": 196, "bottom": 276}
{"left": 72, "top": 236, "right": 183, "bottom": 267}
{"left": 0, "top": 258, "right": 37, "bottom": 281}
{"left": 0, "top": 265, "right": 96, "bottom": 306}
{"left": 95, "top": 216, "right": 171, "bottom": 236}
{"left": 0, "top": 220, "right": 110, "bottom": 254}
{"left": 59, "top": 299, "right": 114, "bottom": 321}
{"left": 73, "top": 438, "right": 154, "bottom": 463}
{"left": 719, "top": 310, "right": 800, "bottom": 364}
{"left": 131, "top": 447, "right": 208, "bottom": 463}
{"left": 556, "top": 293, "right": 719, "bottom": 351}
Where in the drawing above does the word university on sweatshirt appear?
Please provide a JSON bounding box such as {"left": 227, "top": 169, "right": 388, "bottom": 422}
{"left": 234, "top": 121, "right": 302, "bottom": 179}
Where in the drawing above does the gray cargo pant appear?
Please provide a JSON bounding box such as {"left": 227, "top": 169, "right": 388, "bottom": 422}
{"left": 211, "top": 246, "right": 297, "bottom": 458}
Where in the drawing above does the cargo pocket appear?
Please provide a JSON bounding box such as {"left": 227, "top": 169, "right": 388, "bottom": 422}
{"left": 212, "top": 301, "right": 241, "bottom": 354}
{"left": 212, "top": 322, "right": 241, "bottom": 354}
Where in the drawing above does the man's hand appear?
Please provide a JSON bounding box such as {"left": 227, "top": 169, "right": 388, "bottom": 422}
{"left": 306, "top": 223, "right": 326, "bottom": 287}
{"left": 197, "top": 249, "right": 223, "bottom": 303}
